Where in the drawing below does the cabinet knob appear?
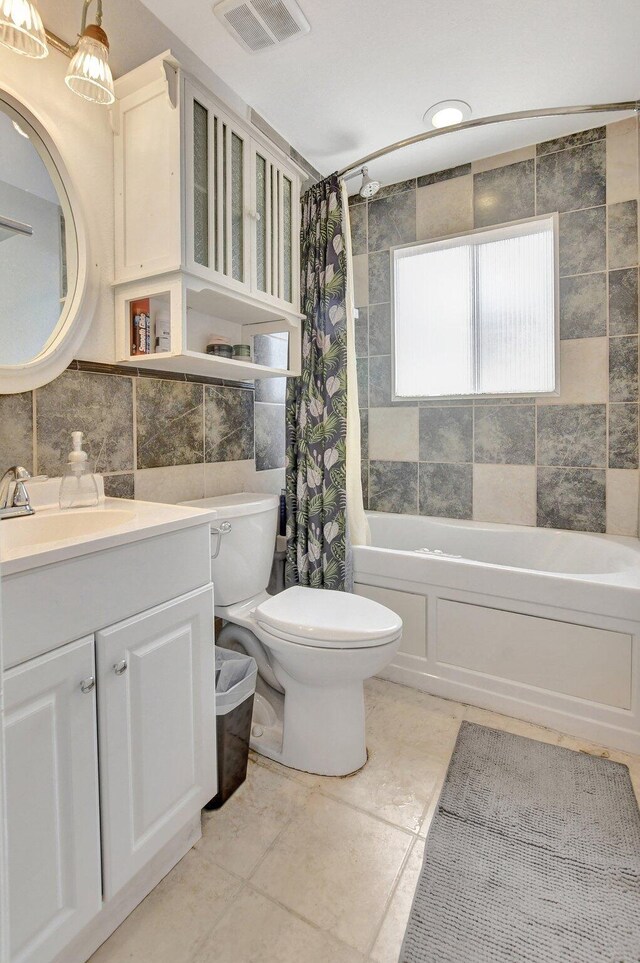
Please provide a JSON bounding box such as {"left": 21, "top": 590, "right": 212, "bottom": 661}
{"left": 80, "top": 676, "right": 95, "bottom": 694}
{"left": 114, "top": 660, "right": 128, "bottom": 676}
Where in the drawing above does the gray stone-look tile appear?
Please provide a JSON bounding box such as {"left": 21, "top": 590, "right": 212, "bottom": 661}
{"left": 37, "top": 370, "right": 134, "bottom": 476}
{"left": 609, "top": 268, "right": 639, "bottom": 335}
{"left": 419, "top": 406, "right": 473, "bottom": 463}
{"left": 473, "top": 160, "right": 535, "bottom": 227}
{"left": 205, "top": 386, "right": 254, "bottom": 462}
{"left": 136, "top": 378, "right": 203, "bottom": 469}
{"left": 360, "top": 408, "right": 369, "bottom": 461}
{"left": 608, "top": 404, "right": 639, "bottom": 469}
{"left": 254, "top": 334, "right": 288, "bottom": 403}
{"left": 369, "top": 460, "right": 418, "bottom": 514}
{"left": 558, "top": 207, "right": 606, "bottom": 276}
{"left": 361, "top": 462, "right": 369, "bottom": 509}
{"left": 537, "top": 404, "right": 606, "bottom": 468}
{"left": 367, "top": 189, "right": 416, "bottom": 252}
{"left": 537, "top": 467, "right": 606, "bottom": 532}
{"left": 609, "top": 336, "right": 639, "bottom": 402}
{"left": 255, "top": 402, "right": 285, "bottom": 471}
{"left": 417, "top": 164, "right": 471, "bottom": 188}
{"left": 349, "top": 202, "right": 367, "bottom": 257}
{"left": 419, "top": 463, "right": 473, "bottom": 519}
{"left": 355, "top": 307, "right": 369, "bottom": 358}
{"left": 536, "top": 141, "right": 606, "bottom": 214}
{"left": 368, "top": 303, "right": 391, "bottom": 356}
{"left": 559, "top": 273, "right": 607, "bottom": 339}
{"left": 368, "top": 251, "right": 391, "bottom": 304}
{"left": 356, "top": 357, "right": 368, "bottom": 406}
{"left": 374, "top": 178, "right": 416, "bottom": 199}
{"left": 537, "top": 127, "right": 605, "bottom": 156}
{"left": 103, "top": 473, "right": 135, "bottom": 498}
{"left": 473, "top": 405, "right": 535, "bottom": 464}
{"left": 608, "top": 200, "right": 638, "bottom": 269}
{"left": 0, "top": 391, "right": 33, "bottom": 472}
{"left": 369, "top": 355, "right": 391, "bottom": 407}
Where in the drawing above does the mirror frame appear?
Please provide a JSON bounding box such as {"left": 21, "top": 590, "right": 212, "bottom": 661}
{"left": 0, "top": 86, "right": 97, "bottom": 394}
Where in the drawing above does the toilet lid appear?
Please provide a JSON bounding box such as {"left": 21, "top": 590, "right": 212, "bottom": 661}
{"left": 254, "top": 586, "right": 402, "bottom": 648}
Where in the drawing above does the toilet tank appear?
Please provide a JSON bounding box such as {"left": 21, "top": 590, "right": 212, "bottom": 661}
{"left": 182, "top": 493, "right": 279, "bottom": 605}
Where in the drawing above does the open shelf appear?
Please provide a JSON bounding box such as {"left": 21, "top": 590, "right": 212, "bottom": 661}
{"left": 124, "top": 349, "right": 291, "bottom": 381}
{"left": 114, "top": 272, "right": 302, "bottom": 380}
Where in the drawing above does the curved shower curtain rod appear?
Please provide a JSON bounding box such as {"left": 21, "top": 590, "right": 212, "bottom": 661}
{"left": 337, "top": 100, "right": 640, "bottom": 179}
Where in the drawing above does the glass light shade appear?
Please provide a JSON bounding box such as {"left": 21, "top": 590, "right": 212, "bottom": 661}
{"left": 65, "top": 29, "right": 115, "bottom": 106}
{"left": 0, "top": 0, "right": 48, "bottom": 58}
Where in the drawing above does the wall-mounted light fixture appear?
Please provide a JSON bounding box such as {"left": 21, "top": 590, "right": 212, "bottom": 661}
{"left": 0, "top": 0, "right": 115, "bottom": 105}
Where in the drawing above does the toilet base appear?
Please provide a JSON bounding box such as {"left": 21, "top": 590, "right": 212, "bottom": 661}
{"left": 250, "top": 678, "right": 367, "bottom": 777}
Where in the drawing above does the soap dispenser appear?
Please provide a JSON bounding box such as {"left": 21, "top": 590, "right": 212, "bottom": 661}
{"left": 59, "top": 431, "right": 100, "bottom": 509}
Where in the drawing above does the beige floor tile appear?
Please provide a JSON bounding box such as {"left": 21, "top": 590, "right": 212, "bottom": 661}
{"left": 198, "top": 761, "right": 313, "bottom": 878}
{"left": 198, "top": 888, "right": 363, "bottom": 962}
{"left": 316, "top": 737, "right": 443, "bottom": 832}
{"left": 367, "top": 685, "right": 462, "bottom": 765}
{"left": 369, "top": 838, "right": 425, "bottom": 963}
{"left": 90, "top": 848, "right": 241, "bottom": 963}
{"left": 251, "top": 793, "right": 412, "bottom": 954}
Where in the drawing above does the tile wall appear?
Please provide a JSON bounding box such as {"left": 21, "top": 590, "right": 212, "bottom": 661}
{"left": 350, "top": 118, "right": 640, "bottom": 534}
{"left": 0, "top": 346, "right": 287, "bottom": 504}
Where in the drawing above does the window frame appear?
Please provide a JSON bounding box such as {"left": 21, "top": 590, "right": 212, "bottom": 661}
{"left": 390, "top": 213, "right": 560, "bottom": 403}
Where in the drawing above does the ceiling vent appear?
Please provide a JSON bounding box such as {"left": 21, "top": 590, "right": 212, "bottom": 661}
{"left": 214, "top": 0, "right": 310, "bottom": 52}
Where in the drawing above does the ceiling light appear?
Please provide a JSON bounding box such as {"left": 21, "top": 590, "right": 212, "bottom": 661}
{"left": 423, "top": 100, "right": 472, "bottom": 130}
{"left": 0, "top": 0, "right": 48, "bottom": 58}
{"left": 65, "top": 20, "right": 115, "bottom": 105}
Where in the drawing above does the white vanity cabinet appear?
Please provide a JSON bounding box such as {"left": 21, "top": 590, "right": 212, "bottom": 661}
{"left": 112, "top": 54, "right": 304, "bottom": 381}
{"left": 97, "top": 587, "right": 215, "bottom": 898}
{"left": 2, "top": 507, "right": 217, "bottom": 963}
{"left": 4, "top": 637, "right": 101, "bottom": 963}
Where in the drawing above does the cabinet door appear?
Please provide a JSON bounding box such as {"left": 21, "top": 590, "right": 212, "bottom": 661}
{"left": 185, "top": 82, "right": 251, "bottom": 292}
{"left": 4, "top": 637, "right": 101, "bottom": 963}
{"left": 251, "top": 144, "right": 299, "bottom": 311}
{"left": 97, "top": 585, "right": 216, "bottom": 898}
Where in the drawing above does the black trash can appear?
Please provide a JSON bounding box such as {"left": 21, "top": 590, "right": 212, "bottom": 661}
{"left": 205, "top": 647, "right": 258, "bottom": 810}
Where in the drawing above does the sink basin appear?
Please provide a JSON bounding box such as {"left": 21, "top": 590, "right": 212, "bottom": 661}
{"left": 2, "top": 508, "right": 137, "bottom": 552}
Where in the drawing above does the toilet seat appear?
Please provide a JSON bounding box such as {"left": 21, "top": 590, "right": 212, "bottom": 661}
{"left": 254, "top": 586, "right": 402, "bottom": 649}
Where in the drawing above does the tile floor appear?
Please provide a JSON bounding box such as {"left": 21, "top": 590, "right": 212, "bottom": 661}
{"left": 91, "top": 678, "right": 640, "bottom": 962}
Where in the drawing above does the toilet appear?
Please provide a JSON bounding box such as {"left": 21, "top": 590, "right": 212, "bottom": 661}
{"left": 183, "top": 492, "right": 402, "bottom": 776}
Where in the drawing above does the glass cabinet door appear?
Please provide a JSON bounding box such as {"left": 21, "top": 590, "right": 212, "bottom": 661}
{"left": 186, "top": 84, "right": 249, "bottom": 289}
{"left": 252, "top": 146, "right": 297, "bottom": 309}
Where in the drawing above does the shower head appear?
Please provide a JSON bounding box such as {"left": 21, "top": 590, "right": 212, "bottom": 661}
{"left": 359, "top": 166, "right": 381, "bottom": 198}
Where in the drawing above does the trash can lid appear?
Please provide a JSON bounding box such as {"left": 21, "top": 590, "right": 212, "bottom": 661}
{"left": 255, "top": 586, "right": 402, "bottom": 647}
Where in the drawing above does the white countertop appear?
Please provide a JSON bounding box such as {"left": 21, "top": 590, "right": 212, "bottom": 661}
{"left": 0, "top": 497, "right": 218, "bottom": 577}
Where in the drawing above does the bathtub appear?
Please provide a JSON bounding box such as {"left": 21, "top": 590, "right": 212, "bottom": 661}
{"left": 353, "top": 513, "right": 640, "bottom": 754}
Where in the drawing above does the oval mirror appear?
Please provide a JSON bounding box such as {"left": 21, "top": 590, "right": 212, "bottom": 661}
{"left": 0, "top": 91, "right": 92, "bottom": 394}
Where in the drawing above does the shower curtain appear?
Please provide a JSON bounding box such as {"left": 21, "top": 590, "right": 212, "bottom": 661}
{"left": 285, "top": 174, "right": 369, "bottom": 592}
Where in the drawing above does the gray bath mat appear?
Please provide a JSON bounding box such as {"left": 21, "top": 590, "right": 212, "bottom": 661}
{"left": 401, "top": 722, "right": 640, "bottom": 963}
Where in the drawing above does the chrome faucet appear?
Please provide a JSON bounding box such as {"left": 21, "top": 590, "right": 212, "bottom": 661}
{"left": 0, "top": 466, "right": 35, "bottom": 520}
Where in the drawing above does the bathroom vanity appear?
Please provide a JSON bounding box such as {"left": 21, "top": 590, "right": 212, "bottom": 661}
{"left": 1, "top": 488, "right": 217, "bottom": 963}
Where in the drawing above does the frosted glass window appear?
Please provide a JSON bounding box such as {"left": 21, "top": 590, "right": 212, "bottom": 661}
{"left": 393, "top": 216, "right": 557, "bottom": 399}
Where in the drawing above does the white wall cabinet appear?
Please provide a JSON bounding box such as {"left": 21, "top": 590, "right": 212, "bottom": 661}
{"left": 97, "top": 586, "right": 216, "bottom": 898}
{"left": 4, "top": 637, "right": 102, "bottom": 963}
{"left": 113, "top": 54, "right": 304, "bottom": 380}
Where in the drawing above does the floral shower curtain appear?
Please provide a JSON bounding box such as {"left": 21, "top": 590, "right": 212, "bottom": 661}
{"left": 285, "top": 174, "right": 350, "bottom": 591}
